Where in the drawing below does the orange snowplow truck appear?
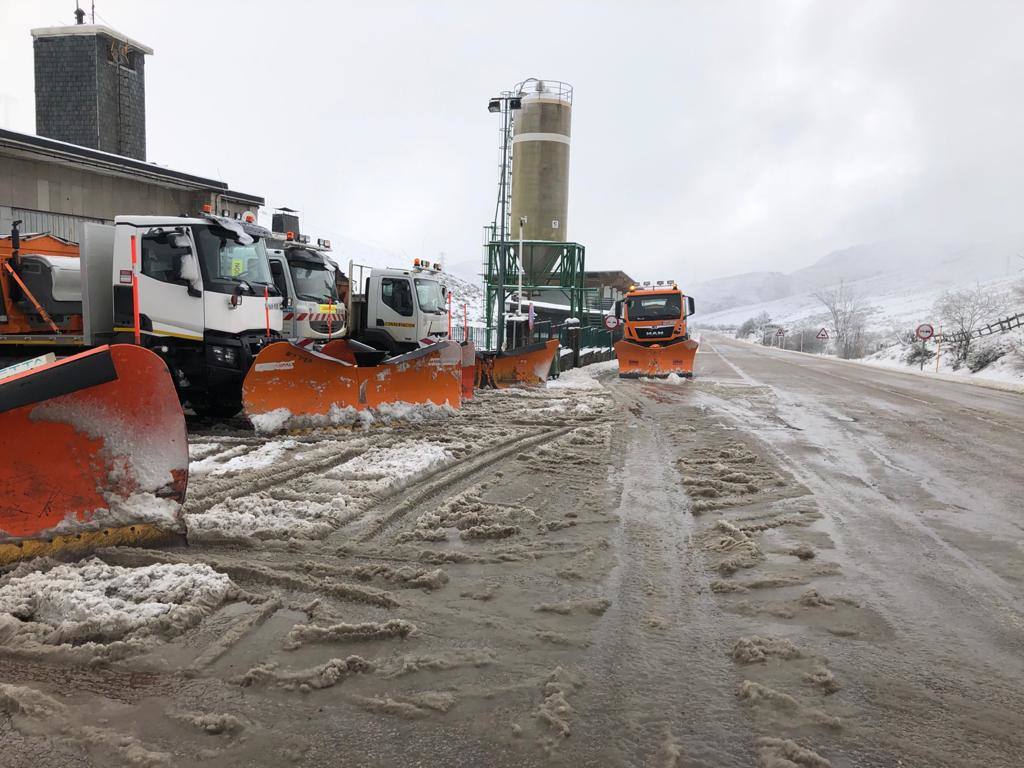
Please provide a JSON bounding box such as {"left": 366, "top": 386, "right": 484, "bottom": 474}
{"left": 613, "top": 281, "right": 698, "bottom": 378}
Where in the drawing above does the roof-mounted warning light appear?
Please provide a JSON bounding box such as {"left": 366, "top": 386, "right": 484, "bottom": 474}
{"left": 202, "top": 203, "right": 213, "bottom": 213}
{"left": 244, "top": 213, "right": 255, "bottom": 223}
{"left": 286, "top": 231, "right": 295, "bottom": 241}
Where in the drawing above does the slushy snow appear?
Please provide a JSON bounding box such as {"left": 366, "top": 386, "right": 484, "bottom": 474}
{"left": 0, "top": 558, "right": 236, "bottom": 648}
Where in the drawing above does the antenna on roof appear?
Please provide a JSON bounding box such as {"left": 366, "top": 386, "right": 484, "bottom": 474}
{"left": 91, "top": 1, "right": 95, "bottom": 23}
{"left": 74, "top": 1, "right": 85, "bottom": 24}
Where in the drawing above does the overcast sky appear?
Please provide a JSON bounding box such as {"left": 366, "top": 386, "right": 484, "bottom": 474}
{"left": 2, "top": 1, "right": 1023, "bottom": 284}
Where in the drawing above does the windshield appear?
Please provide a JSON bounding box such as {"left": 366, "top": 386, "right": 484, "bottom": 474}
{"left": 193, "top": 225, "right": 275, "bottom": 294}
{"left": 626, "top": 293, "right": 682, "bottom": 321}
{"left": 288, "top": 257, "right": 338, "bottom": 303}
{"left": 415, "top": 278, "right": 445, "bottom": 313}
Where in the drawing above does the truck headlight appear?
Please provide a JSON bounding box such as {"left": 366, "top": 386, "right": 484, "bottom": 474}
{"left": 208, "top": 344, "right": 240, "bottom": 368}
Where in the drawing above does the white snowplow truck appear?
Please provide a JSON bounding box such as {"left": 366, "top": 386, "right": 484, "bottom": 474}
{"left": 266, "top": 233, "right": 346, "bottom": 347}
{"left": 346, "top": 260, "right": 449, "bottom": 355}
{"left": 33, "top": 213, "right": 282, "bottom": 417}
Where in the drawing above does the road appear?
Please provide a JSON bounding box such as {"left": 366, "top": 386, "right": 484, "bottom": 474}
{"left": 1, "top": 337, "right": 1022, "bottom": 767}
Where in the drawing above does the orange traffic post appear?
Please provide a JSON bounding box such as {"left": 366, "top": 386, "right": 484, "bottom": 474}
{"left": 130, "top": 235, "right": 141, "bottom": 345}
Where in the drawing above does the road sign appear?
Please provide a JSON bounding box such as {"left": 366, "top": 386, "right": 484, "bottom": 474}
{"left": 916, "top": 323, "right": 935, "bottom": 341}
{"left": 776, "top": 328, "right": 785, "bottom": 336}
{"left": 816, "top": 328, "right": 829, "bottom": 340}
{"left": 603, "top": 314, "right": 618, "bottom": 331}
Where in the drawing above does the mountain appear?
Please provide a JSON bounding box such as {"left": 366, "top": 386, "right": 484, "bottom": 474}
{"left": 692, "top": 235, "right": 1022, "bottom": 319}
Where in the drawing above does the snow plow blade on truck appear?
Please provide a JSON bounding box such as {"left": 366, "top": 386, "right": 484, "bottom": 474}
{"left": 477, "top": 339, "right": 560, "bottom": 388}
{"left": 613, "top": 338, "right": 698, "bottom": 378}
{"left": 0, "top": 345, "right": 189, "bottom": 565}
{"left": 241, "top": 339, "right": 463, "bottom": 429}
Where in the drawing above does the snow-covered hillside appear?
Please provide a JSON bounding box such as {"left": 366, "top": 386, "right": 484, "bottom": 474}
{"left": 699, "top": 273, "right": 1022, "bottom": 338}
{"left": 692, "top": 235, "right": 1023, "bottom": 316}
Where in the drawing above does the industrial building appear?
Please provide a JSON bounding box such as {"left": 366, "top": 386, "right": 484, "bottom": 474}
{"left": 0, "top": 22, "right": 262, "bottom": 243}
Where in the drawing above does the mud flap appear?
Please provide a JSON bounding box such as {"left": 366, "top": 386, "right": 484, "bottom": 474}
{"left": 614, "top": 338, "right": 699, "bottom": 378}
{"left": 478, "top": 339, "right": 560, "bottom": 388}
{"left": 242, "top": 340, "right": 463, "bottom": 423}
{"left": 0, "top": 345, "right": 188, "bottom": 564}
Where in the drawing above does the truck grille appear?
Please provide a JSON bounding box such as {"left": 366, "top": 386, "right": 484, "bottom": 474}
{"left": 635, "top": 326, "right": 674, "bottom": 339}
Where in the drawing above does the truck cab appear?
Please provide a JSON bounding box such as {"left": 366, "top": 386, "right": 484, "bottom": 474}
{"left": 616, "top": 281, "right": 696, "bottom": 345}
{"left": 347, "top": 260, "right": 449, "bottom": 354}
{"left": 101, "top": 213, "right": 283, "bottom": 416}
{"left": 266, "top": 234, "right": 345, "bottom": 346}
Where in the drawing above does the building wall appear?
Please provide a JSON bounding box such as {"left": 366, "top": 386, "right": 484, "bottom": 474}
{"left": 0, "top": 155, "right": 252, "bottom": 242}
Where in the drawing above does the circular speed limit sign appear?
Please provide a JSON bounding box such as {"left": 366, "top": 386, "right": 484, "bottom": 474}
{"left": 916, "top": 323, "right": 935, "bottom": 341}
{"left": 603, "top": 314, "right": 619, "bottom": 331}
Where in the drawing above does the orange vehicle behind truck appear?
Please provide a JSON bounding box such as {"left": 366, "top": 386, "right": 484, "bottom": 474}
{"left": 613, "top": 281, "right": 698, "bottom": 378}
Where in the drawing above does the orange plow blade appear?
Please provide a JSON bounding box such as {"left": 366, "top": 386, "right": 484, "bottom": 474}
{"left": 614, "top": 338, "right": 698, "bottom": 378}
{"left": 242, "top": 341, "right": 463, "bottom": 429}
{"left": 0, "top": 345, "right": 188, "bottom": 564}
{"left": 461, "top": 341, "right": 476, "bottom": 400}
{"left": 478, "top": 339, "right": 560, "bottom": 388}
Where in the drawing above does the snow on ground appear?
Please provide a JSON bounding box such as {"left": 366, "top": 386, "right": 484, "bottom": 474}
{"left": 251, "top": 402, "right": 456, "bottom": 435}
{"left": 184, "top": 438, "right": 456, "bottom": 542}
{"left": 860, "top": 327, "right": 1024, "bottom": 388}
{"left": 546, "top": 360, "right": 616, "bottom": 390}
{"left": 326, "top": 440, "right": 452, "bottom": 486}
{"left": 0, "top": 558, "right": 236, "bottom": 653}
{"left": 190, "top": 439, "right": 299, "bottom": 476}
{"left": 185, "top": 495, "right": 347, "bottom": 542}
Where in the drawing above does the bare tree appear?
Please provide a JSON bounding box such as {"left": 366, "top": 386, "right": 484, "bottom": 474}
{"left": 812, "top": 281, "right": 868, "bottom": 358}
{"left": 933, "top": 286, "right": 1008, "bottom": 364}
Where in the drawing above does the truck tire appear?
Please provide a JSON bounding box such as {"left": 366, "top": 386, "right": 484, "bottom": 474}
{"left": 192, "top": 395, "right": 243, "bottom": 419}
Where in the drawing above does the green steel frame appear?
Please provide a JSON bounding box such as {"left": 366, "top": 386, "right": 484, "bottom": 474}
{"left": 483, "top": 239, "right": 589, "bottom": 350}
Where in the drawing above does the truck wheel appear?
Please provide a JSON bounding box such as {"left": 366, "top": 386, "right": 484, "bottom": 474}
{"left": 192, "top": 396, "right": 243, "bottom": 419}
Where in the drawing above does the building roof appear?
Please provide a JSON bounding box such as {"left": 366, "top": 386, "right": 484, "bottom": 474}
{"left": 0, "top": 127, "right": 263, "bottom": 206}
{"left": 31, "top": 24, "right": 153, "bottom": 55}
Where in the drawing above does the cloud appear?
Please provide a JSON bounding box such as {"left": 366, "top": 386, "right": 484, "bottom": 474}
{"left": 1, "top": 0, "right": 1022, "bottom": 283}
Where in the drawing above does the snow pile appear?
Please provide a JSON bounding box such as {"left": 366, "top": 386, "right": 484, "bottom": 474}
{"left": 191, "top": 439, "right": 299, "bottom": 476}
{"left": 638, "top": 373, "right": 690, "bottom": 385}
{"left": 250, "top": 402, "right": 456, "bottom": 434}
{"left": 547, "top": 361, "right": 615, "bottom": 390}
{"left": 0, "top": 558, "right": 236, "bottom": 652}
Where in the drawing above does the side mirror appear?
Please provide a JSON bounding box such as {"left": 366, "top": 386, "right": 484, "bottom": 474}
{"left": 178, "top": 252, "right": 202, "bottom": 297}
{"left": 685, "top": 296, "right": 696, "bottom": 317}
{"left": 614, "top": 300, "right": 623, "bottom": 319}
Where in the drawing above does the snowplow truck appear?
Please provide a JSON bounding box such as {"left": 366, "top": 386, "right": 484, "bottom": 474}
{"left": 0, "top": 213, "right": 284, "bottom": 416}
{"left": 266, "top": 232, "right": 346, "bottom": 348}
{"left": 242, "top": 259, "right": 463, "bottom": 427}
{"left": 613, "top": 281, "right": 698, "bottom": 377}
